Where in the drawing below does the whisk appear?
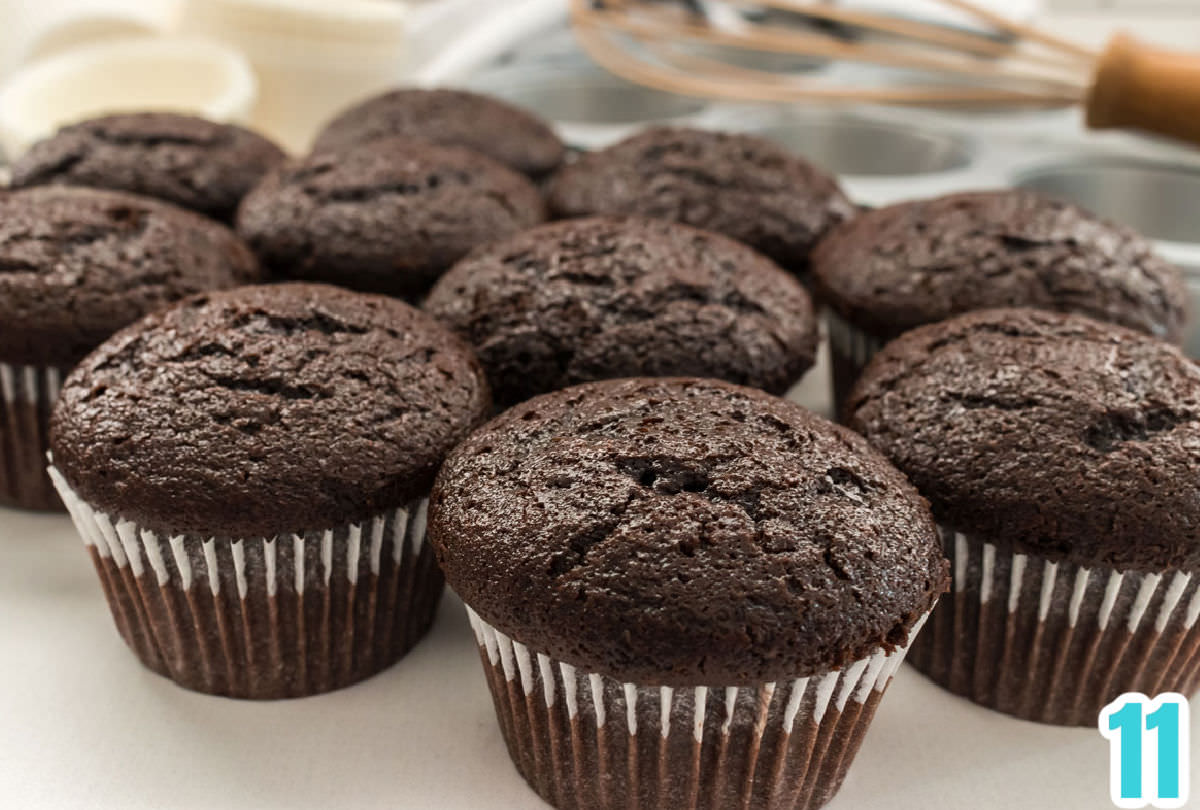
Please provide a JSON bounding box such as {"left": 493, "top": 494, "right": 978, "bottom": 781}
{"left": 570, "top": 0, "right": 1200, "bottom": 146}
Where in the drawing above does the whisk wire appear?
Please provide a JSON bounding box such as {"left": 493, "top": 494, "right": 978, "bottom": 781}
{"left": 573, "top": 0, "right": 1094, "bottom": 108}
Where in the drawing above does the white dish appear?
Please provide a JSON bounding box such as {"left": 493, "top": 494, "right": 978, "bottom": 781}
{"left": 179, "top": 0, "right": 407, "bottom": 41}
{"left": 176, "top": 0, "right": 408, "bottom": 152}
{"left": 0, "top": 36, "right": 256, "bottom": 158}
{"left": 21, "top": 11, "right": 164, "bottom": 64}
{"left": 0, "top": 349, "right": 1194, "bottom": 809}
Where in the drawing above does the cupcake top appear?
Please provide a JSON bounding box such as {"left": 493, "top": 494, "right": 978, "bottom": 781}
{"left": 430, "top": 377, "right": 946, "bottom": 685}
{"left": 0, "top": 186, "right": 260, "bottom": 368}
{"left": 237, "top": 137, "right": 546, "bottom": 299}
{"left": 544, "top": 127, "right": 855, "bottom": 273}
{"left": 10, "top": 112, "right": 287, "bottom": 222}
{"left": 812, "top": 190, "right": 1188, "bottom": 342}
{"left": 51, "top": 283, "right": 491, "bottom": 538}
{"left": 423, "top": 217, "right": 820, "bottom": 407}
{"left": 846, "top": 308, "right": 1200, "bottom": 573}
{"left": 312, "top": 87, "right": 566, "bottom": 177}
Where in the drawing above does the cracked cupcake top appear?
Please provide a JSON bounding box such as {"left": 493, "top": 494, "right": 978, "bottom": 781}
{"left": 846, "top": 308, "right": 1200, "bottom": 572}
{"left": 236, "top": 136, "right": 546, "bottom": 300}
{"left": 11, "top": 112, "right": 287, "bottom": 222}
{"left": 429, "top": 377, "right": 946, "bottom": 684}
{"left": 313, "top": 88, "right": 566, "bottom": 177}
{"left": 423, "top": 217, "right": 820, "bottom": 407}
{"left": 51, "top": 283, "right": 491, "bottom": 538}
{"left": 0, "top": 186, "right": 261, "bottom": 368}
{"left": 544, "top": 127, "right": 855, "bottom": 274}
{"left": 812, "top": 190, "right": 1187, "bottom": 342}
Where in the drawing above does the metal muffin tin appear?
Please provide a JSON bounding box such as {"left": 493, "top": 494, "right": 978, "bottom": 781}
{"left": 467, "top": 62, "right": 710, "bottom": 150}
{"left": 464, "top": 36, "right": 1200, "bottom": 359}
{"left": 1014, "top": 158, "right": 1200, "bottom": 244}
{"left": 751, "top": 115, "right": 972, "bottom": 177}
{"left": 700, "top": 106, "right": 993, "bottom": 207}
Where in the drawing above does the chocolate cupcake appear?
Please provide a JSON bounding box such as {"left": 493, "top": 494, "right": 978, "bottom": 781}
{"left": 423, "top": 217, "right": 820, "bottom": 408}
{"left": 544, "top": 127, "right": 855, "bottom": 275}
{"left": 813, "top": 190, "right": 1188, "bottom": 411}
{"left": 10, "top": 113, "right": 287, "bottom": 222}
{"left": 430, "top": 377, "right": 947, "bottom": 810}
{"left": 0, "top": 186, "right": 259, "bottom": 511}
{"left": 237, "top": 137, "right": 547, "bottom": 300}
{"left": 312, "top": 87, "right": 566, "bottom": 178}
{"left": 846, "top": 308, "right": 1200, "bottom": 725}
{"left": 49, "top": 283, "right": 491, "bottom": 699}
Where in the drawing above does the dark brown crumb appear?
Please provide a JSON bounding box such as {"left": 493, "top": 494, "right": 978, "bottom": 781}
{"left": 51, "top": 283, "right": 492, "bottom": 538}
{"left": 846, "top": 307, "right": 1200, "bottom": 572}
{"left": 430, "top": 377, "right": 946, "bottom": 684}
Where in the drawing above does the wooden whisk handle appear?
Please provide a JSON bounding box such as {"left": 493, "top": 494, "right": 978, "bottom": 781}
{"left": 1087, "top": 34, "right": 1200, "bottom": 147}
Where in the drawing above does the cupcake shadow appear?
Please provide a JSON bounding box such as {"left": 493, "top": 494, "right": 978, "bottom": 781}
{"left": 0, "top": 507, "right": 97, "bottom": 597}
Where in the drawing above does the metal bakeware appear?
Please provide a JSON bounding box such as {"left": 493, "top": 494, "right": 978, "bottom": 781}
{"left": 1014, "top": 159, "right": 1200, "bottom": 244}
{"left": 750, "top": 113, "right": 972, "bottom": 177}
{"left": 702, "top": 107, "right": 997, "bottom": 207}
{"left": 468, "top": 64, "right": 710, "bottom": 150}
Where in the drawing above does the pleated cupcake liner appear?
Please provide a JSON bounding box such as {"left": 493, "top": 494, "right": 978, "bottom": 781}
{"left": 823, "top": 312, "right": 884, "bottom": 419}
{"left": 0, "top": 362, "right": 65, "bottom": 511}
{"left": 465, "top": 605, "right": 929, "bottom": 810}
{"left": 50, "top": 467, "right": 442, "bottom": 699}
{"left": 908, "top": 527, "right": 1200, "bottom": 726}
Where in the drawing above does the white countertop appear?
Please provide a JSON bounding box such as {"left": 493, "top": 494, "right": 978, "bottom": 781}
{"left": 6, "top": 505, "right": 1197, "bottom": 810}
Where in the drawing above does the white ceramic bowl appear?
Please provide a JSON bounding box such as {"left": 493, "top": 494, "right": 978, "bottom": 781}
{"left": 22, "top": 10, "right": 166, "bottom": 64}
{"left": 0, "top": 36, "right": 256, "bottom": 159}
{"left": 177, "top": 0, "right": 408, "bottom": 152}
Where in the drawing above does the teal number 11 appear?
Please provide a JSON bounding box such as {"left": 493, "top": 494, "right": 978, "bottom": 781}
{"left": 1100, "top": 693, "right": 1190, "bottom": 809}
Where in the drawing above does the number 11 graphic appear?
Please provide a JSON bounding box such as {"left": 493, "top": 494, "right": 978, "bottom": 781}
{"left": 1100, "top": 693, "right": 1190, "bottom": 809}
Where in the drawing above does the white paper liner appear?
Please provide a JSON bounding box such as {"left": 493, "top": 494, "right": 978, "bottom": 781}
{"left": 0, "top": 362, "right": 63, "bottom": 405}
{"left": 824, "top": 311, "right": 883, "bottom": 370}
{"left": 50, "top": 467, "right": 440, "bottom": 699}
{"left": 824, "top": 310, "right": 885, "bottom": 414}
{"left": 909, "top": 527, "right": 1200, "bottom": 725}
{"left": 0, "top": 361, "right": 65, "bottom": 509}
{"left": 465, "top": 605, "right": 929, "bottom": 810}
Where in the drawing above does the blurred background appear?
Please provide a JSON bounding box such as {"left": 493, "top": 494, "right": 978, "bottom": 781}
{"left": 1, "top": 0, "right": 1198, "bottom": 355}
{"left": 0, "top": 1, "right": 1197, "bottom": 153}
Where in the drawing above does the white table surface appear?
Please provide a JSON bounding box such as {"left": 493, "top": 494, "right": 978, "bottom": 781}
{"left": 2, "top": 347, "right": 1197, "bottom": 809}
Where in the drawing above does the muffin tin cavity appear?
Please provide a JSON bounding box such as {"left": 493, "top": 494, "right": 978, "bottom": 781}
{"left": 1014, "top": 159, "right": 1200, "bottom": 244}
{"left": 475, "top": 71, "right": 706, "bottom": 126}
{"left": 470, "top": 67, "right": 709, "bottom": 149}
{"left": 700, "top": 107, "right": 988, "bottom": 207}
{"left": 752, "top": 114, "right": 973, "bottom": 178}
